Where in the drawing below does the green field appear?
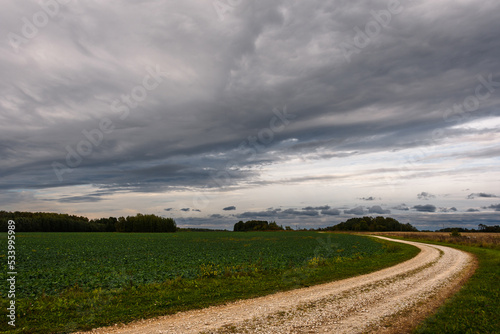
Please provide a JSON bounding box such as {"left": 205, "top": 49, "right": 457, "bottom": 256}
{"left": 0, "top": 231, "right": 418, "bottom": 333}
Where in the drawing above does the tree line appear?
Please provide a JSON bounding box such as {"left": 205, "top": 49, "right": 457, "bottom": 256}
{"left": 437, "top": 224, "right": 500, "bottom": 233}
{"left": 0, "top": 211, "right": 176, "bottom": 233}
{"left": 233, "top": 217, "right": 416, "bottom": 232}
{"left": 4, "top": 211, "right": 496, "bottom": 233}
{"left": 320, "top": 216, "right": 418, "bottom": 232}
{"left": 233, "top": 220, "right": 285, "bottom": 231}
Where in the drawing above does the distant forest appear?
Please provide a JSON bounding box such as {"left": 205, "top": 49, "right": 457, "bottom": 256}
{"left": 437, "top": 225, "right": 500, "bottom": 233}
{"left": 0, "top": 211, "right": 176, "bottom": 233}
{"left": 233, "top": 220, "right": 285, "bottom": 231}
{"left": 234, "top": 217, "right": 418, "bottom": 232}
{"left": 320, "top": 216, "right": 418, "bottom": 232}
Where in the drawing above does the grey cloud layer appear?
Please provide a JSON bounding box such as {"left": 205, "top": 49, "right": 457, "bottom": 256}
{"left": 1, "top": 0, "right": 499, "bottom": 205}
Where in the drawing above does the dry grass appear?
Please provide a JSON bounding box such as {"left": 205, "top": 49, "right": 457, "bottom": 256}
{"left": 367, "top": 232, "right": 500, "bottom": 250}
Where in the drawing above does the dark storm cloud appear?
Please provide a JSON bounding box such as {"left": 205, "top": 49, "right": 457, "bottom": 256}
{"left": 321, "top": 209, "right": 341, "bottom": 216}
{"left": 223, "top": 206, "right": 236, "bottom": 211}
{"left": 303, "top": 205, "right": 330, "bottom": 210}
{"left": 466, "top": 208, "right": 480, "bottom": 212}
{"left": 282, "top": 209, "right": 319, "bottom": 217}
{"left": 484, "top": 204, "right": 500, "bottom": 211}
{"left": 413, "top": 204, "right": 437, "bottom": 213}
{"left": 237, "top": 206, "right": 344, "bottom": 218}
{"left": 236, "top": 207, "right": 325, "bottom": 219}
{"left": 43, "top": 190, "right": 114, "bottom": 203}
{"left": 1, "top": 0, "right": 500, "bottom": 202}
{"left": 392, "top": 204, "right": 410, "bottom": 211}
{"left": 164, "top": 208, "right": 173, "bottom": 211}
{"left": 417, "top": 192, "right": 436, "bottom": 200}
{"left": 344, "top": 206, "right": 367, "bottom": 215}
{"left": 56, "top": 195, "right": 105, "bottom": 203}
{"left": 439, "top": 207, "right": 457, "bottom": 213}
{"left": 368, "top": 205, "right": 391, "bottom": 214}
{"left": 467, "top": 193, "right": 497, "bottom": 199}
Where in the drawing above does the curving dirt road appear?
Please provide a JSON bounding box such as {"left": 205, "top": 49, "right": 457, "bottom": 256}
{"left": 79, "top": 236, "right": 475, "bottom": 334}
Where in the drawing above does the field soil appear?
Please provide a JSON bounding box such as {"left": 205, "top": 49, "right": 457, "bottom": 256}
{"left": 77, "top": 236, "right": 475, "bottom": 334}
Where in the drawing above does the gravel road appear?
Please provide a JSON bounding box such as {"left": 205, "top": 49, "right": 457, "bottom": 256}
{"left": 78, "top": 236, "right": 474, "bottom": 334}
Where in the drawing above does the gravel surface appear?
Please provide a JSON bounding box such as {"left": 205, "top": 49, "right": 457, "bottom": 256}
{"left": 77, "top": 236, "right": 474, "bottom": 334}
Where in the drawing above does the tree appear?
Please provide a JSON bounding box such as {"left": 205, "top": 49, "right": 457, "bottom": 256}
{"left": 323, "top": 216, "right": 417, "bottom": 232}
{"left": 0, "top": 211, "right": 176, "bottom": 233}
{"left": 233, "top": 220, "right": 284, "bottom": 232}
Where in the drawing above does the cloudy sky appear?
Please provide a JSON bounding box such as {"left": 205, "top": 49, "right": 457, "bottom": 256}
{"left": 1, "top": 0, "right": 499, "bottom": 230}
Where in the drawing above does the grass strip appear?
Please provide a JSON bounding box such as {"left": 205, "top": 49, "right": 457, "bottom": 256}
{"left": 413, "top": 242, "right": 499, "bottom": 334}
